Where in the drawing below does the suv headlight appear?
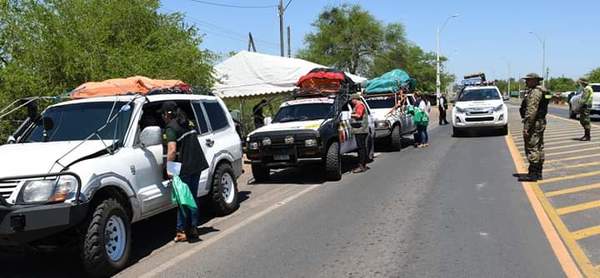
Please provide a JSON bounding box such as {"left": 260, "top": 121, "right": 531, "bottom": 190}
{"left": 305, "top": 138, "right": 318, "bottom": 147}
{"left": 494, "top": 104, "right": 505, "bottom": 112}
{"left": 262, "top": 137, "right": 272, "bottom": 146}
{"left": 376, "top": 120, "right": 389, "bottom": 129}
{"left": 249, "top": 142, "right": 259, "bottom": 150}
{"left": 20, "top": 175, "right": 79, "bottom": 204}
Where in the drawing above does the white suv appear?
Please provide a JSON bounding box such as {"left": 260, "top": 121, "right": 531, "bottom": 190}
{"left": 365, "top": 93, "right": 417, "bottom": 151}
{"left": 247, "top": 96, "right": 375, "bottom": 181}
{"left": 0, "top": 94, "right": 242, "bottom": 276}
{"left": 452, "top": 85, "right": 508, "bottom": 136}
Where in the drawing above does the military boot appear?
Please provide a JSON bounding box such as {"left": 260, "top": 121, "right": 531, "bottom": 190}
{"left": 580, "top": 129, "right": 591, "bottom": 141}
{"left": 519, "top": 164, "right": 539, "bottom": 182}
{"left": 536, "top": 163, "right": 543, "bottom": 181}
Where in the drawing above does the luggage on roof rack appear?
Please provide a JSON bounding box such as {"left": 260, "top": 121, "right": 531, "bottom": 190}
{"left": 70, "top": 76, "right": 191, "bottom": 99}
{"left": 295, "top": 68, "right": 356, "bottom": 97}
{"left": 462, "top": 73, "right": 494, "bottom": 86}
{"left": 364, "top": 69, "right": 415, "bottom": 95}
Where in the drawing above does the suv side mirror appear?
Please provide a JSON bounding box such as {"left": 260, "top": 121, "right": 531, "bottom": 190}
{"left": 263, "top": 117, "right": 272, "bottom": 126}
{"left": 139, "top": 126, "right": 162, "bottom": 147}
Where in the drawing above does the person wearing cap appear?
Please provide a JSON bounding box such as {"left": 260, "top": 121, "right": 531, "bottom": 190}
{"left": 160, "top": 101, "right": 209, "bottom": 242}
{"left": 350, "top": 94, "right": 369, "bottom": 173}
{"left": 577, "top": 78, "right": 593, "bottom": 141}
{"left": 519, "top": 73, "right": 550, "bottom": 182}
{"left": 253, "top": 99, "right": 268, "bottom": 130}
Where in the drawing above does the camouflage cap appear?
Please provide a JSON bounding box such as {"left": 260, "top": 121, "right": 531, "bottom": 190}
{"left": 577, "top": 78, "right": 589, "bottom": 85}
{"left": 522, "top": 73, "right": 543, "bottom": 80}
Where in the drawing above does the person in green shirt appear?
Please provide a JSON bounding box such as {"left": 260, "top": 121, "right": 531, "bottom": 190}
{"left": 578, "top": 78, "right": 593, "bottom": 141}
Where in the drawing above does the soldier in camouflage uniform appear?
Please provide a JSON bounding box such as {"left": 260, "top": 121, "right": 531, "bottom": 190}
{"left": 519, "top": 73, "right": 550, "bottom": 182}
{"left": 577, "top": 78, "right": 593, "bottom": 141}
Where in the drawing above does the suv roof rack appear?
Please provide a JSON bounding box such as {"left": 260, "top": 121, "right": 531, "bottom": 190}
{"left": 462, "top": 72, "right": 495, "bottom": 87}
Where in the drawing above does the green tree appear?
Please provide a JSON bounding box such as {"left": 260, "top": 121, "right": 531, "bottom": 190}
{"left": 0, "top": 0, "right": 214, "bottom": 139}
{"left": 298, "top": 4, "right": 454, "bottom": 92}
{"left": 372, "top": 42, "right": 454, "bottom": 93}
{"left": 297, "top": 4, "right": 383, "bottom": 75}
{"left": 587, "top": 68, "right": 600, "bottom": 83}
{"left": 547, "top": 77, "right": 576, "bottom": 92}
{"left": 495, "top": 78, "right": 519, "bottom": 94}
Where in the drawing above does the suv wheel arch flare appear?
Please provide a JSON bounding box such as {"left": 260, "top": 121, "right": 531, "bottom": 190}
{"left": 205, "top": 151, "right": 237, "bottom": 191}
{"left": 89, "top": 186, "right": 133, "bottom": 220}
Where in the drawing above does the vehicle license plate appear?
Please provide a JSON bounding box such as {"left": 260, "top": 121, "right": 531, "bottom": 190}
{"left": 274, "top": 154, "right": 290, "bottom": 161}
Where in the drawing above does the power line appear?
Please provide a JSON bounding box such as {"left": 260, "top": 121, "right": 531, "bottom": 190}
{"left": 185, "top": 0, "right": 276, "bottom": 9}
{"left": 162, "top": 7, "right": 280, "bottom": 49}
{"left": 284, "top": 0, "right": 293, "bottom": 10}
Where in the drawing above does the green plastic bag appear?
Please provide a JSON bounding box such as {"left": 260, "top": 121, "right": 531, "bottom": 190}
{"left": 171, "top": 176, "right": 198, "bottom": 209}
{"left": 407, "top": 106, "right": 429, "bottom": 126}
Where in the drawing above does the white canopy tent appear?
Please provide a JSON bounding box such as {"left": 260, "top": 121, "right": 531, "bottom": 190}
{"left": 213, "top": 51, "right": 367, "bottom": 99}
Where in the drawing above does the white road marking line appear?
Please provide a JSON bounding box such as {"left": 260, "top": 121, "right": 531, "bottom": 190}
{"left": 136, "top": 185, "right": 321, "bottom": 278}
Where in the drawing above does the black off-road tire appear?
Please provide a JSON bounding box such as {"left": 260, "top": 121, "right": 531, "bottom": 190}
{"left": 390, "top": 125, "right": 402, "bottom": 151}
{"left": 251, "top": 164, "right": 270, "bottom": 182}
{"left": 210, "top": 163, "right": 240, "bottom": 216}
{"left": 452, "top": 127, "right": 462, "bottom": 137}
{"left": 325, "top": 142, "right": 342, "bottom": 181}
{"left": 500, "top": 125, "right": 508, "bottom": 136}
{"left": 81, "top": 198, "right": 131, "bottom": 278}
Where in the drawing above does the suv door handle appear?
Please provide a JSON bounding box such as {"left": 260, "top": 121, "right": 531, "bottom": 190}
{"left": 205, "top": 138, "right": 215, "bottom": 147}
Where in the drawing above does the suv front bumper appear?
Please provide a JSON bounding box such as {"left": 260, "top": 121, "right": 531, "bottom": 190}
{"left": 452, "top": 111, "right": 507, "bottom": 128}
{"left": 0, "top": 202, "right": 88, "bottom": 246}
{"left": 247, "top": 145, "right": 323, "bottom": 168}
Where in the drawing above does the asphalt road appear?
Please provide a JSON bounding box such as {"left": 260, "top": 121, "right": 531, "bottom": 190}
{"left": 122, "top": 123, "right": 562, "bottom": 277}
{"left": 3, "top": 111, "right": 567, "bottom": 277}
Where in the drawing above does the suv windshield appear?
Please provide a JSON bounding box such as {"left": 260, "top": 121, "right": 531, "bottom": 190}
{"left": 458, "top": 89, "right": 501, "bottom": 101}
{"left": 24, "top": 102, "right": 133, "bottom": 143}
{"left": 366, "top": 96, "right": 395, "bottom": 109}
{"left": 592, "top": 85, "right": 600, "bottom": 92}
{"left": 273, "top": 103, "right": 333, "bottom": 123}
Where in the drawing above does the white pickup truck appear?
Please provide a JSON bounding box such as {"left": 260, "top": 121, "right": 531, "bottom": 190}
{"left": 569, "top": 83, "right": 600, "bottom": 119}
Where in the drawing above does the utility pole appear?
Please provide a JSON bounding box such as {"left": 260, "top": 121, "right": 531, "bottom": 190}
{"left": 508, "top": 64, "right": 511, "bottom": 97}
{"left": 248, "top": 32, "right": 257, "bottom": 52}
{"left": 287, "top": 26, "right": 291, "bottom": 58}
{"left": 278, "top": 0, "right": 293, "bottom": 57}
{"left": 436, "top": 14, "right": 459, "bottom": 100}
{"left": 278, "top": 0, "right": 284, "bottom": 56}
{"left": 529, "top": 32, "right": 546, "bottom": 87}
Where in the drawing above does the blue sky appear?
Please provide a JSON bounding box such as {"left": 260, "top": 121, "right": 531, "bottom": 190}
{"left": 160, "top": 0, "right": 599, "bottom": 81}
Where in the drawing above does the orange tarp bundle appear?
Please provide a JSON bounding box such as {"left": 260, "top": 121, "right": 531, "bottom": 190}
{"left": 70, "top": 76, "right": 190, "bottom": 99}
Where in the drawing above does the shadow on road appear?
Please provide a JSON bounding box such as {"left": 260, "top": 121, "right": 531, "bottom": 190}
{"left": 0, "top": 191, "right": 252, "bottom": 277}
{"left": 453, "top": 129, "right": 507, "bottom": 138}
{"left": 374, "top": 137, "right": 416, "bottom": 152}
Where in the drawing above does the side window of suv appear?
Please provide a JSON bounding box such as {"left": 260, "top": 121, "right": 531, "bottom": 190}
{"left": 192, "top": 102, "right": 210, "bottom": 134}
{"left": 203, "top": 101, "right": 229, "bottom": 131}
